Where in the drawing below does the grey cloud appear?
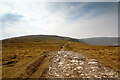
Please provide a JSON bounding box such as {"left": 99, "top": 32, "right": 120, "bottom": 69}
{"left": 2, "top": 13, "right": 24, "bottom": 24}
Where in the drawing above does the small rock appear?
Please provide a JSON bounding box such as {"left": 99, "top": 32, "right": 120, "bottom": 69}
{"left": 74, "top": 57, "right": 79, "bottom": 59}
{"left": 88, "top": 61, "right": 98, "bottom": 64}
{"left": 71, "top": 60, "right": 78, "bottom": 63}
{"left": 64, "top": 55, "right": 67, "bottom": 57}
{"left": 66, "top": 74, "right": 70, "bottom": 76}
{"left": 91, "top": 67, "right": 98, "bottom": 69}
{"left": 59, "top": 62, "right": 64, "bottom": 65}
{"left": 78, "top": 71, "right": 82, "bottom": 73}
{"left": 81, "top": 74, "right": 84, "bottom": 76}
{"left": 76, "top": 66, "right": 83, "bottom": 70}
{"left": 79, "top": 61, "right": 84, "bottom": 65}
{"left": 67, "top": 64, "right": 70, "bottom": 66}
{"left": 74, "top": 68, "right": 77, "bottom": 70}
{"left": 55, "top": 74, "right": 59, "bottom": 77}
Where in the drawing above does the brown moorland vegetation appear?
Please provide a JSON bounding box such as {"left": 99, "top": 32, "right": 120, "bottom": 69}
{"left": 64, "top": 41, "right": 119, "bottom": 71}
{"left": 2, "top": 37, "right": 68, "bottom": 78}
{"left": 2, "top": 35, "right": 119, "bottom": 78}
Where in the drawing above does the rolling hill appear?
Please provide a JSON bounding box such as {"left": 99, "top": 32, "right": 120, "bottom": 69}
{"left": 2, "top": 35, "right": 80, "bottom": 43}
{"left": 79, "top": 37, "right": 119, "bottom": 45}
{"left": 2, "top": 35, "right": 119, "bottom": 46}
{"left": 1, "top": 35, "right": 119, "bottom": 78}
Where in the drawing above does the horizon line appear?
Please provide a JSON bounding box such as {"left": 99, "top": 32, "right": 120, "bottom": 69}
{"left": 0, "top": 34, "right": 119, "bottom": 40}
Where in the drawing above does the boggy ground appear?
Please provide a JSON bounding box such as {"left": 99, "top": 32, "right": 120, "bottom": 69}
{"left": 43, "top": 44, "right": 118, "bottom": 78}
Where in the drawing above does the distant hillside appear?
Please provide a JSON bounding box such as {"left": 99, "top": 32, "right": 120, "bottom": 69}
{"left": 2, "top": 35, "right": 119, "bottom": 46}
{"left": 2, "top": 35, "right": 80, "bottom": 43}
{"left": 79, "top": 37, "right": 119, "bottom": 45}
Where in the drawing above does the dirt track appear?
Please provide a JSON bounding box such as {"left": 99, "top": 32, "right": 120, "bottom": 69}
{"left": 18, "top": 42, "right": 118, "bottom": 78}
{"left": 43, "top": 43, "right": 118, "bottom": 78}
{"left": 18, "top": 53, "right": 48, "bottom": 78}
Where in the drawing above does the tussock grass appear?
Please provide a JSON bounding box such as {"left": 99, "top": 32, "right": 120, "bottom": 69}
{"left": 2, "top": 39, "right": 68, "bottom": 78}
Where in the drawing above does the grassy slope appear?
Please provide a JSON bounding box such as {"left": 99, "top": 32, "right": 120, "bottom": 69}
{"left": 2, "top": 35, "right": 119, "bottom": 78}
{"left": 2, "top": 36, "right": 68, "bottom": 78}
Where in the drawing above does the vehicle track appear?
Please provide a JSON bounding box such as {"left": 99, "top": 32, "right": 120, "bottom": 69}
{"left": 18, "top": 42, "right": 118, "bottom": 78}
{"left": 19, "top": 53, "right": 48, "bottom": 78}
{"left": 43, "top": 42, "right": 118, "bottom": 78}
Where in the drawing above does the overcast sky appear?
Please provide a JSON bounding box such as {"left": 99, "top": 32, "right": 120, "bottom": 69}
{"left": 0, "top": 0, "right": 119, "bottom": 40}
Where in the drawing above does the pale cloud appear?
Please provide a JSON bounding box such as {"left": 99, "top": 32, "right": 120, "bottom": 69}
{"left": 9, "top": 0, "right": 119, "bottom": 2}
{"left": 0, "top": 1, "right": 118, "bottom": 40}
